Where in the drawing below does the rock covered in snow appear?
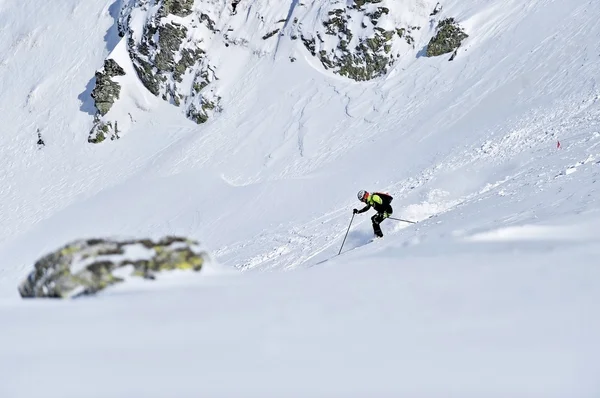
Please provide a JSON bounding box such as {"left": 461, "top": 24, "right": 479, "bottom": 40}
{"left": 118, "top": 0, "right": 220, "bottom": 124}
{"left": 88, "top": 119, "right": 120, "bottom": 143}
{"left": 296, "top": 0, "right": 424, "bottom": 81}
{"left": 88, "top": 59, "right": 127, "bottom": 143}
{"left": 18, "top": 236, "right": 209, "bottom": 299}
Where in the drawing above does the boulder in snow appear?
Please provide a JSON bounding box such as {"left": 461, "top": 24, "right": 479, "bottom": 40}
{"left": 18, "top": 236, "right": 208, "bottom": 299}
{"left": 426, "top": 18, "right": 468, "bottom": 58}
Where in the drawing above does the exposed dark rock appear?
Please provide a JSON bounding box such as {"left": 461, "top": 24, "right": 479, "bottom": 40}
{"left": 90, "top": 59, "right": 126, "bottom": 116}
{"left": 88, "top": 118, "right": 120, "bottom": 144}
{"left": 36, "top": 129, "right": 45, "bottom": 148}
{"left": 154, "top": 23, "right": 188, "bottom": 72}
{"left": 262, "top": 29, "right": 280, "bottom": 40}
{"left": 426, "top": 18, "right": 468, "bottom": 57}
{"left": 118, "top": 1, "right": 221, "bottom": 125}
{"left": 430, "top": 2, "right": 442, "bottom": 16}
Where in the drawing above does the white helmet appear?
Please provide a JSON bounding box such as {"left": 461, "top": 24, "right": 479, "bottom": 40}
{"left": 357, "top": 190, "right": 368, "bottom": 201}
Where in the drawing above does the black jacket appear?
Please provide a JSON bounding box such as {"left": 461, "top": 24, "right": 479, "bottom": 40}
{"left": 357, "top": 193, "right": 393, "bottom": 214}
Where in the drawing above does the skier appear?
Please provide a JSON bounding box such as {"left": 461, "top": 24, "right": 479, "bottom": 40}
{"left": 354, "top": 190, "right": 393, "bottom": 237}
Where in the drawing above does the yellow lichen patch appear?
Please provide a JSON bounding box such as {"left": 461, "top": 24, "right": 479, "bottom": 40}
{"left": 171, "top": 250, "right": 204, "bottom": 271}
{"left": 59, "top": 245, "right": 80, "bottom": 256}
{"left": 189, "top": 255, "right": 203, "bottom": 271}
{"left": 175, "top": 260, "right": 193, "bottom": 270}
{"left": 172, "top": 259, "right": 202, "bottom": 270}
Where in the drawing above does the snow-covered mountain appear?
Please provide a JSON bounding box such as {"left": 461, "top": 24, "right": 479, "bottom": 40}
{"left": 0, "top": 0, "right": 599, "bottom": 396}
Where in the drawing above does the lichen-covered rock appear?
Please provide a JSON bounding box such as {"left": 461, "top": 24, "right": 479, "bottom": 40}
{"left": 297, "top": 0, "right": 421, "bottom": 81}
{"left": 119, "top": 0, "right": 221, "bottom": 124}
{"left": 353, "top": 0, "right": 384, "bottom": 8}
{"left": 90, "top": 59, "right": 126, "bottom": 116}
{"left": 88, "top": 118, "right": 120, "bottom": 143}
{"left": 154, "top": 23, "right": 188, "bottom": 72}
{"left": 18, "top": 236, "right": 208, "bottom": 299}
{"left": 426, "top": 18, "right": 468, "bottom": 57}
{"left": 159, "top": 0, "right": 194, "bottom": 18}
{"left": 187, "top": 92, "right": 221, "bottom": 124}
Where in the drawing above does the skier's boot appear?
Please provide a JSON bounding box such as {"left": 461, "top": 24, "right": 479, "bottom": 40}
{"left": 373, "top": 223, "right": 384, "bottom": 238}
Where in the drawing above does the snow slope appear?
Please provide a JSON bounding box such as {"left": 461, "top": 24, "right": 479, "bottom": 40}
{"left": 0, "top": 0, "right": 599, "bottom": 396}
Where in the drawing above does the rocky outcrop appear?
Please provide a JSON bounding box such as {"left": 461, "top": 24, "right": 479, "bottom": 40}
{"left": 160, "top": 0, "right": 194, "bottom": 17}
{"left": 298, "top": 0, "right": 421, "bottom": 81}
{"left": 88, "top": 59, "right": 126, "bottom": 143}
{"left": 119, "top": 0, "right": 221, "bottom": 124}
{"left": 83, "top": 0, "right": 435, "bottom": 141}
{"left": 18, "top": 236, "right": 208, "bottom": 299}
{"left": 88, "top": 119, "right": 119, "bottom": 143}
{"left": 91, "top": 59, "right": 126, "bottom": 116}
{"left": 426, "top": 17, "right": 468, "bottom": 58}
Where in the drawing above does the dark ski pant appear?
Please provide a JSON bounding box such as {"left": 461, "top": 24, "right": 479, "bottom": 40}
{"left": 371, "top": 208, "right": 392, "bottom": 237}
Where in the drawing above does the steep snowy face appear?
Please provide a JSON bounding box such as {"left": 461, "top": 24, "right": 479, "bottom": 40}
{"left": 89, "top": 0, "right": 443, "bottom": 141}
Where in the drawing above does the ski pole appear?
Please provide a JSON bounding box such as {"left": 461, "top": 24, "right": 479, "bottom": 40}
{"left": 389, "top": 217, "right": 417, "bottom": 224}
{"left": 338, "top": 213, "right": 355, "bottom": 255}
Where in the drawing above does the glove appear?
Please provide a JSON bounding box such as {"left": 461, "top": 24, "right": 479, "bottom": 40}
{"left": 353, "top": 209, "right": 359, "bottom": 214}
